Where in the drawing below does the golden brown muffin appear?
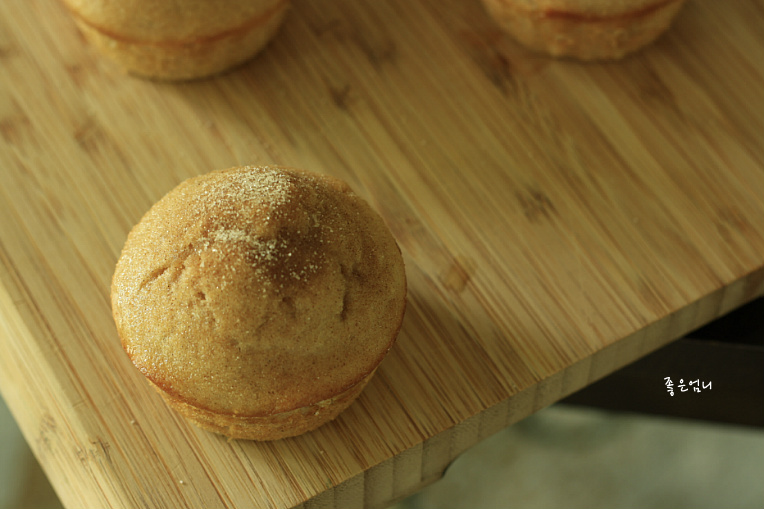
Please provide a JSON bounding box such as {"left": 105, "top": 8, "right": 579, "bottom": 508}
{"left": 60, "top": 0, "right": 290, "bottom": 80}
{"left": 481, "top": 0, "right": 687, "bottom": 60}
{"left": 111, "top": 166, "right": 407, "bottom": 440}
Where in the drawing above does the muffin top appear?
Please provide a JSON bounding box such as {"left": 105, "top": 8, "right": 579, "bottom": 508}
{"left": 111, "top": 166, "right": 406, "bottom": 417}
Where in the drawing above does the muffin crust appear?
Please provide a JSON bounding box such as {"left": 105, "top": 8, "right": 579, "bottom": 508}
{"left": 112, "top": 166, "right": 407, "bottom": 440}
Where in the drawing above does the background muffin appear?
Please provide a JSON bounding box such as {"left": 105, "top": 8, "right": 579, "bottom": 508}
{"left": 481, "top": 0, "right": 687, "bottom": 60}
{"left": 60, "top": 0, "right": 290, "bottom": 79}
{"left": 111, "top": 166, "right": 407, "bottom": 440}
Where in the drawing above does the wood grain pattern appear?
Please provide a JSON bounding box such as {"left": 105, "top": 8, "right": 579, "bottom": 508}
{"left": 1, "top": 0, "right": 763, "bottom": 507}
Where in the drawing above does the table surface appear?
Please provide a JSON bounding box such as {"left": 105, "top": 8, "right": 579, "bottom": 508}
{"left": 1, "top": 0, "right": 763, "bottom": 507}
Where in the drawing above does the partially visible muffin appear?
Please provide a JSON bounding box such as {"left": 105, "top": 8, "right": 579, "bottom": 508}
{"left": 60, "top": 0, "right": 290, "bottom": 79}
{"left": 481, "top": 0, "right": 687, "bottom": 60}
{"left": 111, "top": 166, "right": 407, "bottom": 440}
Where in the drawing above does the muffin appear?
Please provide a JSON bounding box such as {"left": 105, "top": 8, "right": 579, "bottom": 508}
{"left": 481, "top": 0, "right": 687, "bottom": 60}
{"left": 59, "top": 0, "right": 290, "bottom": 80}
{"left": 111, "top": 166, "right": 407, "bottom": 440}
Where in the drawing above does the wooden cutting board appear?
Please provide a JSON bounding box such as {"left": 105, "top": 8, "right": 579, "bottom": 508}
{"left": 1, "top": 0, "right": 763, "bottom": 507}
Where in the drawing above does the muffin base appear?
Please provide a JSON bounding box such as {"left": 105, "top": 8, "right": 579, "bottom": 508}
{"left": 151, "top": 369, "right": 376, "bottom": 441}
{"left": 482, "top": 0, "right": 687, "bottom": 60}
{"left": 68, "top": 0, "right": 289, "bottom": 80}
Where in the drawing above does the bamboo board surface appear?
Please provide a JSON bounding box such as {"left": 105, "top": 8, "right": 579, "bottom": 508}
{"left": 1, "top": 0, "right": 763, "bottom": 507}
